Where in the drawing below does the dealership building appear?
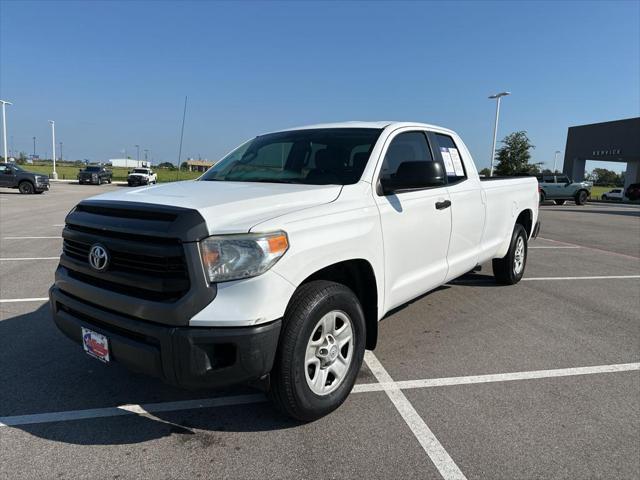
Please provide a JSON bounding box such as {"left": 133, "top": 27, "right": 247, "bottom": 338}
{"left": 563, "top": 117, "right": 640, "bottom": 191}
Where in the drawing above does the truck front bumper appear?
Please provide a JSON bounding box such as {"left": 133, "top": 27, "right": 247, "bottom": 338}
{"left": 49, "top": 286, "right": 281, "bottom": 389}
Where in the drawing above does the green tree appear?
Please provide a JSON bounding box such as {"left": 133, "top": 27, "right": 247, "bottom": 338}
{"left": 158, "top": 162, "right": 175, "bottom": 170}
{"left": 494, "top": 131, "right": 537, "bottom": 176}
{"left": 180, "top": 161, "right": 189, "bottom": 171}
{"left": 478, "top": 167, "right": 491, "bottom": 177}
{"left": 591, "top": 168, "right": 618, "bottom": 186}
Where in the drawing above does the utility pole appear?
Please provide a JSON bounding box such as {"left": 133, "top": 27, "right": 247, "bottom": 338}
{"left": 1, "top": 99, "right": 12, "bottom": 163}
{"left": 135, "top": 144, "right": 140, "bottom": 161}
{"left": 553, "top": 150, "right": 561, "bottom": 173}
{"left": 488, "top": 92, "right": 510, "bottom": 176}
{"left": 177, "top": 96, "right": 187, "bottom": 180}
{"left": 59, "top": 142, "right": 63, "bottom": 162}
{"left": 144, "top": 149, "right": 149, "bottom": 162}
{"left": 49, "top": 120, "right": 58, "bottom": 179}
{"left": 33, "top": 136, "right": 36, "bottom": 158}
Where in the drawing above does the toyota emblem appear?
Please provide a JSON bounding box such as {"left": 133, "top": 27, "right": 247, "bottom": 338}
{"left": 88, "top": 244, "right": 109, "bottom": 272}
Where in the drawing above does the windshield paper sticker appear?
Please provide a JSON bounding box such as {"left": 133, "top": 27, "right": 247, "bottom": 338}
{"left": 440, "top": 147, "right": 455, "bottom": 174}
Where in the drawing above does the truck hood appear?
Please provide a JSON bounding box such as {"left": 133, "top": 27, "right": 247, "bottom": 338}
{"left": 89, "top": 180, "right": 342, "bottom": 234}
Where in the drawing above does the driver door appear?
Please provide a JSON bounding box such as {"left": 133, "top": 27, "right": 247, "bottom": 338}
{"left": 0, "top": 165, "right": 15, "bottom": 187}
{"left": 374, "top": 130, "right": 452, "bottom": 312}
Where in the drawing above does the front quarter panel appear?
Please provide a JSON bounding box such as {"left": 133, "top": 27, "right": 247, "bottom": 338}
{"left": 252, "top": 182, "right": 385, "bottom": 319}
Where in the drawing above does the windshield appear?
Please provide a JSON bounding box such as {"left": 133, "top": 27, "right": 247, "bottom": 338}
{"left": 132, "top": 169, "right": 149, "bottom": 174}
{"left": 85, "top": 166, "right": 101, "bottom": 172}
{"left": 200, "top": 128, "right": 382, "bottom": 185}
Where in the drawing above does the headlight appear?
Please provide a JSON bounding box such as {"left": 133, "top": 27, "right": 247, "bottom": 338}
{"left": 200, "top": 231, "right": 289, "bottom": 283}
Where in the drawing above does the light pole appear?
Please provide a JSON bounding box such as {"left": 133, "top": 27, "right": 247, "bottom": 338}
{"left": 33, "top": 136, "right": 36, "bottom": 159}
{"left": 553, "top": 150, "right": 561, "bottom": 173}
{"left": 49, "top": 120, "right": 58, "bottom": 179}
{"left": 488, "top": 91, "right": 510, "bottom": 176}
{"left": 144, "top": 149, "right": 149, "bottom": 163}
{"left": 135, "top": 144, "right": 140, "bottom": 162}
{"left": 59, "top": 142, "right": 63, "bottom": 162}
{"left": 1, "top": 99, "right": 12, "bottom": 163}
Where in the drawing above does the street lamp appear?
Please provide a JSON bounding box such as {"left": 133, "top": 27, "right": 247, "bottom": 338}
{"left": 1, "top": 99, "right": 12, "bottom": 163}
{"left": 59, "top": 142, "right": 63, "bottom": 162}
{"left": 488, "top": 91, "right": 510, "bottom": 176}
{"left": 135, "top": 144, "right": 140, "bottom": 161}
{"left": 33, "top": 136, "right": 36, "bottom": 159}
{"left": 144, "top": 149, "right": 149, "bottom": 162}
{"left": 553, "top": 150, "right": 561, "bottom": 173}
{"left": 49, "top": 120, "right": 58, "bottom": 179}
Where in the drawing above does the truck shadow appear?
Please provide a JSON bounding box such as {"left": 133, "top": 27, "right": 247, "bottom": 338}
{"left": 0, "top": 304, "right": 300, "bottom": 446}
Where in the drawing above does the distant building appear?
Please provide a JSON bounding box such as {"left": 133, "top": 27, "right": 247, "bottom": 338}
{"left": 186, "top": 159, "right": 214, "bottom": 172}
{"left": 109, "top": 158, "right": 149, "bottom": 168}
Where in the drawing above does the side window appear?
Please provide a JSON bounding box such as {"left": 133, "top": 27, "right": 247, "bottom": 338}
{"left": 434, "top": 134, "right": 466, "bottom": 183}
{"left": 543, "top": 175, "right": 555, "bottom": 183}
{"left": 380, "top": 131, "right": 434, "bottom": 183}
{"left": 556, "top": 175, "right": 569, "bottom": 183}
{"left": 0, "top": 165, "right": 10, "bottom": 174}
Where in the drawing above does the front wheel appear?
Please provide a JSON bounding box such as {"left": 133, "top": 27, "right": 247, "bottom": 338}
{"left": 269, "top": 280, "right": 366, "bottom": 422}
{"left": 492, "top": 224, "right": 528, "bottom": 285}
{"left": 18, "top": 181, "right": 34, "bottom": 194}
{"left": 555, "top": 200, "right": 565, "bottom": 205}
{"left": 575, "top": 190, "right": 588, "bottom": 205}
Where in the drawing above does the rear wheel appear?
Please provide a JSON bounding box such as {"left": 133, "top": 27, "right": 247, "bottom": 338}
{"left": 18, "top": 181, "right": 34, "bottom": 194}
{"left": 492, "top": 224, "right": 528, "bottom": 285}
{"left": 575, "top": 190, "right": 588, "bottom": 205}
{"left": 554, "top": 200, "right": 565, "bottom": 205}
{"left": 269, "top": 280, "right": 365, "bottom": 421}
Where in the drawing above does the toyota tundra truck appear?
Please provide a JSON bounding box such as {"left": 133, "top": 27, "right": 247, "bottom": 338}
{"left": 50, "top": 122, "right": 540, "bottom": 421}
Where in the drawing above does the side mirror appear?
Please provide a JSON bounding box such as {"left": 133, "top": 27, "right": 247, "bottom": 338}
{"left": 380, "top": 161, "right": 445, "bottom": 194}
{"left": 127, "top": 171, "right": 130, "bottom": 174}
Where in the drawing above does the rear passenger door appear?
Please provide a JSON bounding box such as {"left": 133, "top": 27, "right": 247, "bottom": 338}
{"left": 374, "top": 129, "right": 452, "bottom": 311}
{"left": 555, "top": 175, "right": 572, "bottom": 198}
{"left": 432, "top": 132, "right": 485, "bottom": 280}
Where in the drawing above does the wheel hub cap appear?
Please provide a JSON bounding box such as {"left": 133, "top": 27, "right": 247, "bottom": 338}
{"left": 305, "top": 310, "right": 354, "bottom": 396}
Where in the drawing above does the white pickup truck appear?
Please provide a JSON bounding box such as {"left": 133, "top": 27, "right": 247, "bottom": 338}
{"left": 50, "top": 121, "right": 539, "bottom": 420}
{"left": 127, "top": 167, "right": 157, "bottom": 187}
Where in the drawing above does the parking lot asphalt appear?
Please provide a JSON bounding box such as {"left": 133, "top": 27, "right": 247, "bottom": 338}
{"left": 1, "top": 183, "right": 639, "bottom": 480}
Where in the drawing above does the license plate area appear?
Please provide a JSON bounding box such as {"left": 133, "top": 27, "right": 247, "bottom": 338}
{"left": 81, "top": 327, "right": 110, "bottom": 363}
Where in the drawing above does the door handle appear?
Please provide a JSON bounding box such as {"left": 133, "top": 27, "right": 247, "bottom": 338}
{"left": 435, "top": 200, "right": 451, "bottom": 210}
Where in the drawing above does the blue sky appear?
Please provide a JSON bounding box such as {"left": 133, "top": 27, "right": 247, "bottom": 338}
{"left": 1, "top": 0, "right": 638, "bottom": 172}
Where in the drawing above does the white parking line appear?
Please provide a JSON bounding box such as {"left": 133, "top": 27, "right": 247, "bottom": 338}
{"left": 529, "top": 246, "right": 580, "bottom": 249}
{"left": 537, "top": 236, "right": 640, "bottom": 261}
{"left": 523, "top": 275, "right": 640, "bottom": 281}
{"left": 0, "top": 257, "right": 59, "bottom": 261}
{"left": 353, "top": 362, "right": 640, "bottom": 393}
{"left": 364, "top": 351, "right": 467, "bottom": 480}
{"left": 2, "top": 236, "right": 61, "bottom": 240}
{"left": 1, "top": 361, "right": 637, "bottom": 430}
{"left": 0, "top": 297, "right": 49, "bottom": 303}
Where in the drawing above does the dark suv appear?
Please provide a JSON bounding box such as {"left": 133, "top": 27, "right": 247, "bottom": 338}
{"left": 78, "top": 165, "right": 112, "bottom": 185}
{"left": 625, "top": 183, "right": 640, "bottom": 201}
{"left": 0, "top": 163, "right": 50, "bottom": 194}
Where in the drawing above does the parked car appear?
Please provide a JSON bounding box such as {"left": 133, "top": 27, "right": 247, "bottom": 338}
{"left": 625, "top": 183, "right": 640, "bottom": 201}
{"left": 0, "top": 163, "right": 49, "bottom": 194}
{"left": 78, "top": 165, "right": 112, "bottom": 185}
{"left": 127, "top": 168, "right": 158, "bottom": 186}
{"left": 536, "top": 174, "right": 591, "bottom": 205}
{"left": 601, "top": 188, "right": 624, "bottom": 201}
{"left": 50, "top": 121, "right": 540, "bottom": 421}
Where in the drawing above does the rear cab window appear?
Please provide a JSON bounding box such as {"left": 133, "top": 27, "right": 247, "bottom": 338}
{"left": 433, "top": 133, "right": 467, "bottom": 184}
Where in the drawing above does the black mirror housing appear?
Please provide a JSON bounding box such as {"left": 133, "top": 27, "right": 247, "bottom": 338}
{"left": 381, "top": 161, "right": 446, "bottom": 194}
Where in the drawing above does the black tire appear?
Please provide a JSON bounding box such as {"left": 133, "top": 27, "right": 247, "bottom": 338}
{"left": 268, "top": 280, "right": 366, "bottom": 422}
{"left": 107, "top": 178, "right": 112, "bottom": 184}
{"left": 492, "top": 224, "right": 528, "bottom": 285}
{"left": 18, "top": 181, "right": 34, "bottom": 194}
{"left": 554, "top": 200, "right": 565, "bottom": 205}
{"left": 601, "top": 195, "right": 607, "bottom": 201}
{"left": 575, "top": 190, "right": 588, "bottom": 205}
{"left": 539, "top": 191, "right": 546, "bottom": 204}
